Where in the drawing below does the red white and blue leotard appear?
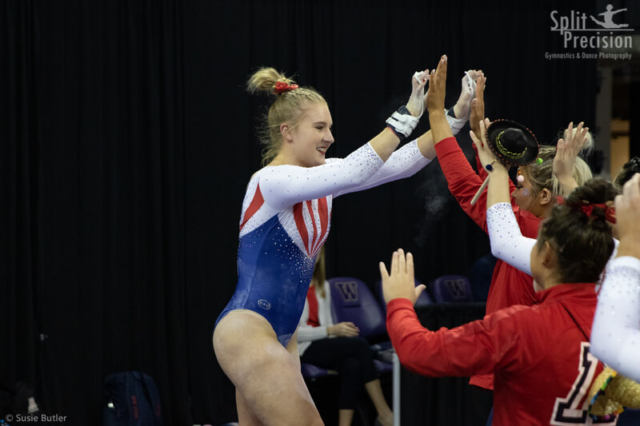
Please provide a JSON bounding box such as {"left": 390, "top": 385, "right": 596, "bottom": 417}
{"left": 215, "top": 140, "right": 431, "bottom": 347}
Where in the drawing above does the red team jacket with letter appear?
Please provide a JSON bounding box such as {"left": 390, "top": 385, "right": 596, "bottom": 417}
{"left": 387, "top": 283, "right": 616, "bottom": 426}
{"left": 435, "top": 136, "right": 542, "bottom": 390}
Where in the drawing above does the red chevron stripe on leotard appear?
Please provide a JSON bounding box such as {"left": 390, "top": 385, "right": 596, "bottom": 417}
{"left": 239, "top": 184, "right": 264, "bottom": 231}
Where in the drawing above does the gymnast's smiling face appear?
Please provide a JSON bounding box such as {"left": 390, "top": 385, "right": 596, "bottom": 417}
{"left": 285, "top": 102, "right": 335, "bottom": 168}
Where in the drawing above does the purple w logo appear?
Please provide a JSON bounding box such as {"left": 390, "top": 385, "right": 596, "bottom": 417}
{"left": 445, "top": 279, "right": 468, "bottom": 299}
{"left": 336, "top": 281, "right": 359, "bottom": 302}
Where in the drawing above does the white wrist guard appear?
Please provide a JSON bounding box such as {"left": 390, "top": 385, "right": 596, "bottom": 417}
{"left": 445, "top": 108, "right": 467, "bottom": 135}
{"left": 386, "top": 106, "right": 420, "bottom": 141}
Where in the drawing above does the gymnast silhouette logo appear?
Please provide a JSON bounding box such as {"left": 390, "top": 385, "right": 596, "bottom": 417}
{"left": 590, "top": 4, "right": 629, "bottom": 29}
{"left": 335, "top": 281, "right": 359, "bottom": 303}
{"left": 445, "top": 279, "right": 467, "bottom": 299}
{"left": 548, "top": 5, "right": 633, "bottom": 54}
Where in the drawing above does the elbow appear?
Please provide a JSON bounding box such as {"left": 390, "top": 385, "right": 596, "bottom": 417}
{"left": 395, "top": 342, "right": 425, "bottom": 373}
{"left": 490, "top": 242, "right": 504, "bottom": 260}
{"left": 589, "top": 317, "right": 615, "bottom": 367}
{"left": 396, "top": 347, "right": 416, "bottom": 370}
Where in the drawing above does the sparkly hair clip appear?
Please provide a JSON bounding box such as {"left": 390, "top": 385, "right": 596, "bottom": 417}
{"left": 274, "top": 81, "right": 299, "bottom": 94}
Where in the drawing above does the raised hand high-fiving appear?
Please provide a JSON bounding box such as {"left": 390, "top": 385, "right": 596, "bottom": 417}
{"left": 380, "top": 249, "right": 426, "bottom": 305}
{"left": 407, "top": 69, "right": 429, "bottom": 117}
{"left": 426, "top": 55, "right": 447, "bottom": 114}
{"left": 553, "top": 121, "right": 589, "bottom": 195}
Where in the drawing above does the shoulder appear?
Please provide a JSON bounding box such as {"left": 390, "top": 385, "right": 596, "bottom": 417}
{"left": 483, "top": 304, "right": 531, "bottom": 328}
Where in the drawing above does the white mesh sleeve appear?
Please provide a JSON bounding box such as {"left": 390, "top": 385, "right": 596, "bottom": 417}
{"left": 259, "top": 142, "right": 384, "bottom": 208}
{"left": 333, "top": 139, "right": 431, "bottom": 198}
{"left": 486, "top": 203, "right": 535, "bottom": 276}
{"left": 591, "top": 256, "right": 640, "bottom": 382}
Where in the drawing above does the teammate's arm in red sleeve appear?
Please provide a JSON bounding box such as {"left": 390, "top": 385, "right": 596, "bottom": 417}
{"left": 426, "top": 57, "right": 491, "bottom": 232}
{"left": 435, "top": 138, "right": 491, "bottom": 232}
{"left": 386, "top": 299, "right": 525, "bottom": 377}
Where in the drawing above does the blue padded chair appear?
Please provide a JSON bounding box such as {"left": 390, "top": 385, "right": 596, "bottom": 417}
{"left": 375, "top": 279, "right": 433, "bottom": 312}
{"left": 329, "top": 277, "right": 387, "bottom": 338}
{"left": 429, "top": 275, "right": 474, "bottom": 303}
{"left": 328, "top": 277, "right": 402, "bottom": 425}
{"left": 300, "top": 362, "right": 338, "bottom": 380}
{"left": 469, "top": 253, "right": 498, "bottom": 302}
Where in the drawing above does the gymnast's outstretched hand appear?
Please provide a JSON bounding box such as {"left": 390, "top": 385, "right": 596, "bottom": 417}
{"left": 469, "top": 73, "right": 486, "bottom": 141}
{"left": 380, "top": 249, "right": 426, "bottom": 305}
{"left": 453, "top": 70, "right": 481, "bottom": 120}
{"left": 553, "top": 121, "right": 589, "bottom": 195}
{"left": 406, "top": 68, "right": 429, "bottom": 117}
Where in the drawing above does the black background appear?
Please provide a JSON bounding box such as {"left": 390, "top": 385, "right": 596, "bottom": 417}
{"left": 5, "top": 0, "right": 635, "bottom": 424}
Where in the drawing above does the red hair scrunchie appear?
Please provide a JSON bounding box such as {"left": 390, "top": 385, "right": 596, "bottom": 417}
{"left": 274, "top": 81, "right": 299, "bottom": 94}
{"left": 579, "top": 203, "right": 617, "bottom": 224}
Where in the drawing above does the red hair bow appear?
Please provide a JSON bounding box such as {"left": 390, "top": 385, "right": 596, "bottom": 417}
{"left": 580, "top": 203, "right": 616, "bottom": 224}
{"left": 274, "top": 81, "right": 299, "bottom": 94}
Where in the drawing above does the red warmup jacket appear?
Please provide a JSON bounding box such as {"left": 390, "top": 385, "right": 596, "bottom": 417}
{"left": 435, "top": 136, "right": 541, "bottom": 390}
{"left": 387, "top": 284, "right": 616, "bottom": 426}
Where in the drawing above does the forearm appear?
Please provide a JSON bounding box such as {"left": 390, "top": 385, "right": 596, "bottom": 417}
{"left": 386, "top": 299, "right": 502, "bottom": 378}
{"left": 416, "top": 130, "right": 436, "bottom": 160}
{"left": 430, "top": 111, "right": 454, "bottom": 145}
{"left": 557, "top": 176, "right": 579, "bottom": 197}
{"left": 335, "top": 140, "right": 431, "bottom": 197}
{"left": 434, "top": 137, "right": 490, "bottom": 232}
{"left": 591, "top": 257, "right": 640, "bottom": 382}
{"left": 486, "top": 203, "right": 535, "bottom": 275}
{"left": 369, "top": 128, "right": 402, "bottom": 162}
{"left": 260, "top": 142, "right": 384, "bottom": 207}
{"left": 487, "top": 167, "right": 511, "bottom": 208}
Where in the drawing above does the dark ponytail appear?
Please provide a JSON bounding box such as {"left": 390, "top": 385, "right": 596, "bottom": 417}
{"left": 537, "top": 178, "right": 618, "bottom": 283}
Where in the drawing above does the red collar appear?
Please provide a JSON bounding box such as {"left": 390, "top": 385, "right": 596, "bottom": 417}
{"left": 535, "top": 283, "right": 596, "bottom": 304}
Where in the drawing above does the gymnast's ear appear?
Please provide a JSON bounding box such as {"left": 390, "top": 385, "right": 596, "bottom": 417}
{"left": 540, "top": 240, "right": 557, "bottom": 270}
{"left": 539, "top": 188, "right": 553, "bottom": 206}
{"left": 281, "top": 123, "right": 294, "bottom": 142}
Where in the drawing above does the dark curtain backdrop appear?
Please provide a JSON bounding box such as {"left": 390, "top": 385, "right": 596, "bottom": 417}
{"left": 2, "top": 1, "right": 599, "bottom": 425}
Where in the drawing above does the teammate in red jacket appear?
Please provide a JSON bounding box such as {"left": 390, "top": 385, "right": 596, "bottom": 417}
{"left": 380, "top": 57, "right": 619, "bottom": 425}
{"left": 431, "top": 62, "right": 593, "bottom": 391}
